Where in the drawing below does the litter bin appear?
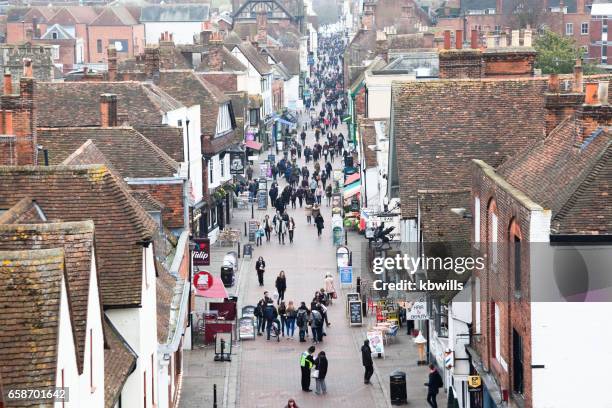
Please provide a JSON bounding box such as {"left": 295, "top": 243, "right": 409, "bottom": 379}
{"left": 390, "top": 370, "right": 407, "bottom": 405}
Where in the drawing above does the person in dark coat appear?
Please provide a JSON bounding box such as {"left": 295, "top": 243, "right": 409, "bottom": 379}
{"left": 314, "top": 351, "right": 328, "bottom": 395}
{"left": 361, "top": 340, "right": 374, "bottom": 384}
{"left": 264, "top": 301, "right": 278, "bottom": 340}
{"left": 255, "top": 256, "right": 266, "bottom": 286}
{"left": 275, "top": 271, "right": 287, "bottom": 304}
{"left": 269, "top": 185, "right": 278, "bottom": 207}
{"left": 425, "top": 364, "right": 443, "bottom": 408}
{"left": 314, "top": 212, "right": 324, "bottom": 237}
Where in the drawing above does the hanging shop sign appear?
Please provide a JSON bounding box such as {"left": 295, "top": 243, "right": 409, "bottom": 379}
{"left": 192, "top": 238, "right": 210, "bottom": 266}
{"left": 193, "top": 270, "right": 213, "bottom": 292}
{"left": 229, "top": 151, "right": 245, "bottom": 175}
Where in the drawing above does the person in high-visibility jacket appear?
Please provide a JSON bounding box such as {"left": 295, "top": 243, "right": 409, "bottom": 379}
{"left": 300, "top": 346, "right": 316, "bottom": 391}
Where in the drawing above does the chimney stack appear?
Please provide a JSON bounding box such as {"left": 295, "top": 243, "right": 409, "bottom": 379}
{"left": 208, "top": 32, "right": 224, "bottom": 71}
{"left": 486, "top": 34, "right": 496, "bottom": 48}
{"left": 22, "top": 58, "right": 33, "bottom": 78}
{"left": 573, "top": 59, "right": 583, "bottom": 93}
{"left": 523, "top": 29, "right": 532, "bottom": 47}
{"left": 584, "top": 83, "right": 598, "bottom": 105}
{"left": 548, "top": 73, "right": 560, "bottom": 93}
{"left": 200, "top": 30, "right": 212, "bottom": 45}
{"left": 443, "top": 30, "right": 451, "bottom": 50}
{"left": 107, "top": 44, "right": 117, "bottom": 81}
{"left": 470, "top": 29, "right": 479, "bottom": 49}
{"left": 499, "top": 32, "right": 507, "bottom": 47}
{"left": 3, "top": 73, "right": 12, "bottom": 95}
{"left": 144, "top": 46, "right": 160, "bottom": 79}
{"left": 455, "top": 30, "right": 463, "bottom": 49}
{"left": 257, "top": 10, "right": 268, "bottom": 46}
{"left": 511, "top": 30, "right": 520, "bottom": 47}
{"left": 100, "top": 93, "right": 118, "bottom": 127}
{"left": 1, "top": 111, "right": 13, "bottom": 135}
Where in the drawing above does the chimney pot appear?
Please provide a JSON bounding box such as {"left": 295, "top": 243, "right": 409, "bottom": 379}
{"left": 486, "top": 34, "right": 496, "bottom": 48}
{"left": 523, "top": 29, "right": 532, "bottom": 47}
{"left": 3, "top": 110, "right": 13, "bottom": 135}
{"left": 573, "top": 59, "right": 583, "bottom": 93}
{"left": 584, "top": 83, "right": 599, "bottom": 105}
{"left": 22, "top": 58, "right": 33, "bottom": 78}
{"left": 443, "top": 30, "right": 451, "bottom": 50}
{"left": 455, "top": 30, "right": 463, "bottom": 49}
{"left": 511, "top": 30, "right": 520, "bottom": 47}
{"left": 3, "top": 73, "right": 12, "bottom": 95}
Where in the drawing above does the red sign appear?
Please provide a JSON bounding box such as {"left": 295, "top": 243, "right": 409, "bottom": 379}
{"left": 192, "top": 238, "right": 210, "bottom": 266}
{"left": 193, "top": 271, "right": 213, "bottom": 292}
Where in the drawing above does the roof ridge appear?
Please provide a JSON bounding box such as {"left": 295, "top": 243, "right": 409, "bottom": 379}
{"left": 0, "top": 220, "right": 95, "bottom": 233}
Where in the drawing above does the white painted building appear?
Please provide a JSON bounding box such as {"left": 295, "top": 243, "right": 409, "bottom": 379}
{"left": 141, "top": 4, "right": 210, "bottom": 45}
{"left": 229, "top": 42, "right": 273, "bottom": 119}
{"left": 106, "top": 246, "right": 158, "bottom": 408}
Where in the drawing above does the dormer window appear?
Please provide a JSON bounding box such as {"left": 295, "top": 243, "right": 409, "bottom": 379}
{"left": 215, "top": 102, "right": 233, "bottom": 137}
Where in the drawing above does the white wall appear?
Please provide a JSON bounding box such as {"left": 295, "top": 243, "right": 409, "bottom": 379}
{"left": 144, "top": 22, "right": 203, "bottom": 45}
{"left": 55, "top": 278, "right": 80, "bottom": 408}
{"left": 365, "top": 73, "right": 416, "bottom": 119}
{"left": 165, "top": 105, "right": 203, "bottom": 204}
{"left": 284, "top": 75, "right": 300, "bottom": 110}
{"left": 78, "top": 250, "right": 105, "bottom": 408}
{"left": 105, "top": 246, "right": 158, "bottom": 408}
{"left": 207, "top": 153, "right": 231, "bottom": 191}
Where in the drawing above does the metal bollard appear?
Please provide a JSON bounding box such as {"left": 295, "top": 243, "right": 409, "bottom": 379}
{"left": 345, "top": 229, "right": 348, "bottom": 245}
{"left": 213, "top": 384, "right": 217, "bottom": 408}
{"left": 244, "top": 222, "right": 247, "bottom": 236}
{"left": 237, "top": 242, "right": 241, "bottom": 258}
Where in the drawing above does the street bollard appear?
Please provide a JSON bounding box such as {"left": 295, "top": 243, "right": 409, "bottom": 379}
{"left": 244, "top": 222, "right": 247, "bottom": 237}
{"left": 345, "top": 229, "right": 348, "bottom": 245}
{"left": 237, "top": 242, "right": 241, "bottom": 258}
{"left": 251, "top": 202, "right": 254, "bottom": 218}
{"left": 213, "top": 384, "right": 217, "bottom": 408}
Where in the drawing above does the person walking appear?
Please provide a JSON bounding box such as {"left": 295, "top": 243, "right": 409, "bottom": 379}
{"left": 315, "top": 212, "right": 324, "bottom": 237}
{"left": 256, "top": 256, "right": 266, "bottom": 286}
{"left": 275, "top": 271, "right": 287, "bottom": 304}
{"left": 288, "top": 217, "right": 296, "bottom": 243}
{"left": 285, "top": 398, "right": 299, "bottom": 408}
{"left": 256, "top": 221, "right": 264, "bottom": 246}
{"left": 325, "top": 184, "right": 332, "bottom": 207}
{"left": 296, "top": 302, "right": 309, "bottom": 342}
{"left": 279, "top": 301, "right": 288, "bottom": 337}
{"left": 425, "top": 364, "right": 443, "bottom": 408}
{"left": 362, "top": 339, "right": 374, "bottom": 384}
{"left": 255, "top": 299, "right": 266, "bottom": 336}
{"left": 263, "top": 215, "right": 272, "bottom": 242}
{"left": 264, "top": 300, "right": 278, "bottom": 341}
{"left": 277, "top": 212, "right": 286, "bottom": 244}
{"left": 315, "top": 186, "right": 323, "bottom": 205}
{"left": 286, "top": 300, "right": 297, "bottom": 339}
{"left": 310, "top": 307, "right": 324, "bottom": 343}
{"left": 314, "top": 351, "right": 328, "bottom": 395}
{"left": 324, "top": 273, "right": 336, "bottom": 305}
{"left": 300, "top": 346, "right": 316, "bottom": 392}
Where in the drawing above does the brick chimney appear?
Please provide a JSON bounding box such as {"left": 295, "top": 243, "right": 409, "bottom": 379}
{"left": 455, "top": 30, "right": 463, "bottom": 49}
{"left": 107, "top": 44, "right": 117, "bottom": 81}
{"left": 375, "top": 30, "right": 388, "bottom": 61}
{"left": 256, "top": 10, "right": 268, "bottom": 46}
{"left": 544, "top": 61, "right": 586, "bottom": 134}
{"left": 496, "top": 0, "right": 503, "bottom": 13}
{"left": 361, "top": 10, "right": 374, "bottom": 30}
{"left": 144, "top": 46, "right": 161, "bottom": 80}
{"left": 470, "top": 30, "right": 479, "bottom": 49}
{"left": 159, "top": 31, "right": 176, "bottom": 69}
{"left": 23, "top": 58, "right": 33, "bottom": 78}
{"left": 0, "top": 75, "right": 36, "bottom": 165}
{"left": 200, "top": 30, "right": 212, "bottom": 45}
{"left": 3, "top": 73, "right": 12, "bottom": 95}
{"left": 100, "top": 93, "right": 118, "bottom": 127}
{"left": 575, "top": 81, "right": 612, "bottom": 144}
{"left": 443, "top": 30, "right": 451, "bottom": 50}
{"left": 208, "top": 32, "right": 224, "bottom": 71}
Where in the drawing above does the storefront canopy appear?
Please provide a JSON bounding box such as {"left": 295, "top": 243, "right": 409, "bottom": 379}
{"left": 195, "top": 275, "right": 228, "bottom": 299}
{"left": 345, "top": 172, "right": 360, "bottom": 185}
{"left": 343, "top": 181, "right": 361, "bottom": 199}
{"left": 245, "top": 140, "right": 263, "bottom": 150}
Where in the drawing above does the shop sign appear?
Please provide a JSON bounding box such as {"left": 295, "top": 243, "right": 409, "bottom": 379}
{"left": 193, "top": 270, "right": 213, "bottom": 291}
{"left": 192, "top": 238, "right": 210, "bottom": 266}
{"left": 368, "top": 214, "right": 401, "bottom": 242}
{"left": 229, "top": 151, "right": 245, "bottom": 175}
{"left": 405, "top": 295, "right": 429, "bottom": 320}
{"left": 468, "top": 375, "right": 482, "bottom": 392}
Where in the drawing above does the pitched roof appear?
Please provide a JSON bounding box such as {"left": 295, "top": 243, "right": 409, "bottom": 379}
{"left": 131, "top": 190, "right": 165, "bottom": 212}
{"left": 103, "top": 316, "right": 137, "bottom": 408}
{"left": 140, "top": 4, "right": 210, "bottom": 22}
{"left": 91, "top": 6, "right": 139, "bottom": 26}
{"left": 0, "top": 165, "right": 158, "bottom": 307}
{"left": 268, "top": 48, "right": 300, "bottom": 76}
{"left": 157, "top": 70, "right": 228, "bottom": 137}
{"left": 48, "top": 6, "right": 99, "bottom": 25}
{"left": 38, "top": 127, "right": 179, "bottom": 179}
{"left": 7, "top": 6, "right": 57, "bottom": 23}
{"left": 0, "top": 221, "right": 97, "bottom": 375}
{"left": 498, "top": 116, "right": 612, "bottom": 235}
{"left": 196, "top": 47, "right": 247, "bottom": 72}
{"left": 223, "top": 31, "right": 242, "bottom": 46}
{"left": 36, "top": 82, "right": 182, "bottom": 128}
{"left": 0, "top": 197, "right": 47, "bottom": 224}
{"left": 230, "top": 42, "right": 272, "bottom": 75}
{"left": 0, "top": 248, "right": 67, "bottom": 400}
{"left": 135, "top": 125, "right": 184, "bottom": 162}
{"left": 157, "top": 263, "right": 178, "bottom": 343}
{"left": 391, "top": 78, "right": 547, "bottom": 218}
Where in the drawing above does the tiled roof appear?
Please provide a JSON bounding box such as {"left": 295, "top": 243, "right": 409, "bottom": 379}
{"left": 387, "top": 33, "right": 431, "bottom": 50}
{"left": 0, "top": 165, "right": 158, "bottom": 307}
{"left": 157, "top": 70, "right": 227, "bottom": 138}
{"left": 391, "top": 78, "right": 547, "bottom": 218}
{"left": 60, "top": 139, "right": 118, "bottom": 172}
{"left": 223, "top": 31, "right": 242, "bottom": 46}
{"left": 36, "top": 82, "right": 181, "bottom": 128}
{"left": 0, "top": 197, "right": 47, "bottom": 224}
{"left": 0, "top": 221, "right": 97, "bottom": 375}
{"left": 38, "top": 127, "right": 179, "bottom": 179}
{"left": 359, "top": 121, "right": 377, "bottom": 168}
{"left": 103, "top": 316, "right": 137, "bottom": 408}
{"left": 231, "top": 42, "right": 272, "bottom": 75}
{"left": 48, "top": 6, "right": 99, "bottom": 25}
{"left": 131, "top": 190, "right": 165, "bottom": 212}
{"left": 135, "top": 125, "right": 184, "bottom": 162}
{"left": 7, "top": 6, "right": 56, "bottom": 23}
{"left": 498, "top": 116, "right": 612, "bottom": 235}
{"left": 196, "top": 47, "right": 247, "bottom": 72}
{"left": 269, "top": 48, "right": 300, "bottom": 76}
{"left": 91, "top": 6, "right": 138, "bottom": 26}
{"left": 157, "top": 263, "right": 178, "bottom": 343}
{"left": 0, "top": 248, "right": 66, "bottom": 403}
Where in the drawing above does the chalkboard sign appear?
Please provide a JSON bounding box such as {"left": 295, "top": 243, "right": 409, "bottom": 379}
{"left": 248, "top": 220, "right": 258, "bottom": 242}
{"left": 243, "top": 244, "right": 253, "bottom": 257}
{"left": 349, "top": 300, "right": 363, "bottom": 326}
{"left": 346, "top": 292, "right": 360, "bottom": 303}
{"left": 239, "top": 317, "right": 256, "bottom": 340}
{"left": 268, "top": 154, "right": 276, "bottom": 163}
{"left": 257, "top": 190, "right": 267, "bottom": 209}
